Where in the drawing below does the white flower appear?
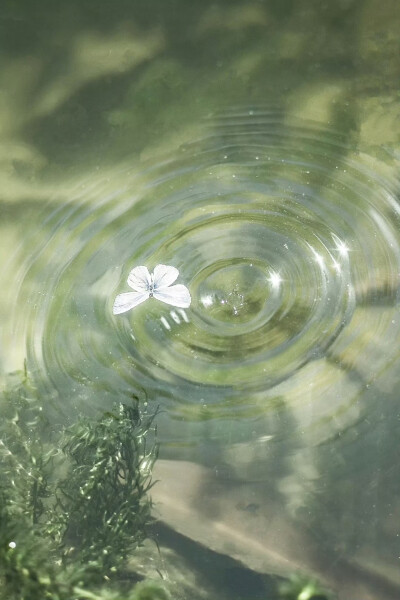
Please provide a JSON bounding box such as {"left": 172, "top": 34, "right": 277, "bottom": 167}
{"left": 113, "top": 264, "right": 191, "bottom": 314}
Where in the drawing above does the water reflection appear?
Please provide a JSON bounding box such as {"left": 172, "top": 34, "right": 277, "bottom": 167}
{"left": 160, "top": 308, "right": 189, "bottom": 332}
{"left": 3, "top": 111, "right": 399, "bottom": 423}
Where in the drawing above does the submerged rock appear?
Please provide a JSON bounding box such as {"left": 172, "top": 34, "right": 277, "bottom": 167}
{"left": 152, "top": 459, "right": 400, "bottom": 600}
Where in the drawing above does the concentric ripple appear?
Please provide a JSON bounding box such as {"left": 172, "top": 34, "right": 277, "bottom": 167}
{"left": 6, "top": 110, "right": 400, "bottom": 438}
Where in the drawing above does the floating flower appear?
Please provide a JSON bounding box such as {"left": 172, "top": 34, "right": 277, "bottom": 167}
{"left": 113, "top": 264, "right": 191, "bottom": 314}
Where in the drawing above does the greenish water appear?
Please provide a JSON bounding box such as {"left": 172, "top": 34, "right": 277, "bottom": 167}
{"left": 1, "top": 1, "right": 400, "bottom": 598}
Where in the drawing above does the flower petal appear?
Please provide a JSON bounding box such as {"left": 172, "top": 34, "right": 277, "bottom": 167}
{"left": 153, "top": 264, "right": 179, "bottom": 289}
{"left": 153, "top": 284, "right": 191, "bottom": 308}
{"left": 127, "top": 266, "right": 151, "bottom": 291}
{"left": 113, "top": 291, "right": 149, "bottom": 314}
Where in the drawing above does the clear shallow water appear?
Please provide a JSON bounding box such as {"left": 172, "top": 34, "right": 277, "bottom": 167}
{"left": 6, "top": 111, "right": 400, "bottom": 429}
{"left": 1, "top": 1, "right": 400, "bottom": 598}
{"left": 4, "top": 112, "right": 400, "bottom": 593}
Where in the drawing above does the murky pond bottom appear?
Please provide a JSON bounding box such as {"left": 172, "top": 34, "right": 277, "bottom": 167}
{"left": 5, "top": 110, "right": 400, "bottom": 597}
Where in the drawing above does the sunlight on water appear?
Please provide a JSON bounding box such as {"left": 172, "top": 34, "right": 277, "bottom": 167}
{"left": 3, "top": 111, "right": 399, "bottom": 456}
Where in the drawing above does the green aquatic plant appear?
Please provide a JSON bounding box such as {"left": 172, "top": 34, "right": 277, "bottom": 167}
{"left": 278, "top": 573, "right": 332, "bottom": 600}
{"left": 0, "top": 366, "right": 160, "bottom": 600}
{"left": 126, "top": 581, "right": 171, "bottom": 600}
{"left": 0, "top": 366, "right": 334, "bottom": 600}
{"left": 57, "top": 401, "right": 159, "bottom": 572}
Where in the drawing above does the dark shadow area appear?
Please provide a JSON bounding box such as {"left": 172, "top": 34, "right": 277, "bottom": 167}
{"left": 150, "top": 521, "right": 281, "bottom": 600}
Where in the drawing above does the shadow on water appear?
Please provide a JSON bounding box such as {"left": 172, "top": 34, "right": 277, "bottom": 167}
{"left": 0, "top": 0, "right": 369, "bottom": 176}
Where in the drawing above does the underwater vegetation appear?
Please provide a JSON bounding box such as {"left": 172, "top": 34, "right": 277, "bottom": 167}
{"left": 0, "top": 365, "right": 332, "bottom": 600}
{"left": 0, "top": 365, "right": 162, "bottom": 600}
{"left": 278, "top": 574, "right": 332, "bottom": 600}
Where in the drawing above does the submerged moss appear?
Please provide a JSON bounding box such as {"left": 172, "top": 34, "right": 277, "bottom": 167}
{"left": 0, "top": 366, "right": 159, "bottom": 600}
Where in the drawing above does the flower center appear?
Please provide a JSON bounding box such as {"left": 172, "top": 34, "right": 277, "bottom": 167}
{"left": 148, "top": 274, "right": 154, "bottom": 297}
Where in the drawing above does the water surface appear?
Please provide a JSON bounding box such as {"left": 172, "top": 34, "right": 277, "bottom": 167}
{"left": 1, "top": 1, "right": 400, "bottom": 598}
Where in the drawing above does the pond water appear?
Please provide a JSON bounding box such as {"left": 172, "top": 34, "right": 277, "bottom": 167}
{"left": 1, "top": 1, "right": 400, "bottom": 599}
